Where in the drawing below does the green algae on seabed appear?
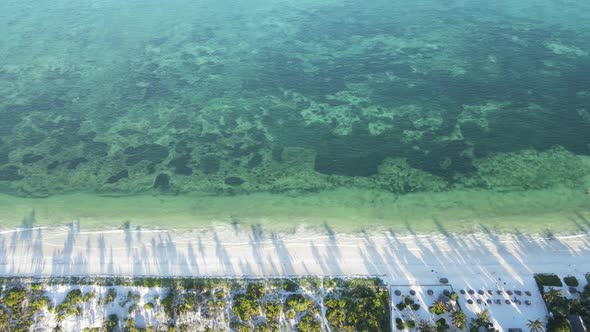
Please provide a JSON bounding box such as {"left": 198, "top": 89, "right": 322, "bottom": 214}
{"left": 0, "top": 187, "right": 589, "bottom": 234}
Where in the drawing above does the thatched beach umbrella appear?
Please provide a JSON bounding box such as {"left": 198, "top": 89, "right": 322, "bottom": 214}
{"left": 468, "top": 289, "right": 475, "bottom": 295}
{"left": 525, "top": 291, "right": 532, "bottom": 296}
{"left": 478, "top": 290, "right": 484, "bottom": 295}
{"left": 395, "top": 290, "right": 401, "bottom": 296}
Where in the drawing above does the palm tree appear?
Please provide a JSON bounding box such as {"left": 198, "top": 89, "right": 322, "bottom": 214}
{"left": 417, "top": 320, "right": 437, "bottom": 332}
{"left": 452, "top": 311, "right": 468, "bottom": 330}
{"left": 527, "top": 319, "right": 544, "bottom": 332}
{"left": 476, "top": 309, "right": 490, "bottom": 325}
{"left": 543, "top": 289, "right": 561, "bottom": 304}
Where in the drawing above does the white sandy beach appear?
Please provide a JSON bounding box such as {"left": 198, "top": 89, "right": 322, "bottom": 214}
{"left": 1, "top": 223, "right": 590, "bottom": 330}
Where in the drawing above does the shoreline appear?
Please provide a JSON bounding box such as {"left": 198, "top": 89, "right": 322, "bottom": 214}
{"left": 1, "top": 186, "right": 590, "bottom": 234}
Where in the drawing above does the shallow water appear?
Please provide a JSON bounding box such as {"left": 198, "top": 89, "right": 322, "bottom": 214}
{"left": 1, "top": 0, "right": 589, "bottom": 231}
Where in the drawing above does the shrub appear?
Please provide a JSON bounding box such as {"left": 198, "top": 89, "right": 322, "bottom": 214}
{"left": 4, "top": 287, "right": 26, "bottom": 310}
{"left": 232, "top": 294, "right": 258, "bottom": 321}
{"left": 287, "top": 310, "right": 296, "bottom": 320}
{"left": 105, "top": 288, "right": 117, "bottom": 304}
{"left": 286, "top": 294, "right": 314, "bottom": 313}
{"left": 31, "top": 283, "right": 43, "bottom": 292}
{"left": 29, "top": 296, "right": 51, "bottom": 311}
{"left": 297, "top": 314, "right": 321, "bottom": 332}
{"left": 547, "top": 316, "right": 572, "bottom": 332}
{"left": 214, "top": 290, "right": 225, "bottom": 300}
{"left": 283, "top": 280, "right": 299, "bottom": 292}
{"left": 396, "top": 302, "right": 406, "bottom": 311}
{"left": 429, "top": 301, "right": 447, "bottom": 315}
{"left": 104, "top": 314, "right": 119, "bottom": 332}
{"left": 246, "top": 282, "right": 266, "bottom": 300}
{"left": 535, "top": 274, "right": 563, "bottom": 288}
{"left": 264, "top": 301, "right": 281, "bottom": 321}
{"left": 411, "top": 303, "right": 420, "bottom": 311}
{"left": 144, "top": 302, "right": 154, "bottom": 310}
{"left": 436, "top": 318, "right": 450, "bottom": 331}
{"left": 325, "top": 298, "right": 346, "bottom": 328}
{"left": 65, "top": 289, "right": 83, "bottom": 304}
{"left": 396, "top": 318, "right": 405, "bottom": 330}
{"left": 83, "top": 290, "right": 96, "bottom": 302}
{"left": 564, "top": 276, "right": 579, "bottom": 287}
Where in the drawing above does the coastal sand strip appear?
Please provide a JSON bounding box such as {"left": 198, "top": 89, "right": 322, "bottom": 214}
{"left": 1, "top": 224, "right": 589, "bottom": 282}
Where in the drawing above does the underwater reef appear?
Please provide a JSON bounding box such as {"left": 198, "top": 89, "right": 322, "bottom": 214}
{"left": 1, "top": 0, "right": 590, "bottom": 197}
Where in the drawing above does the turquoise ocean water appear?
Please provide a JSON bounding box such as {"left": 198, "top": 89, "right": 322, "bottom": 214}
{"left": 1, "top": 0, "right": 589, "bottom": 230}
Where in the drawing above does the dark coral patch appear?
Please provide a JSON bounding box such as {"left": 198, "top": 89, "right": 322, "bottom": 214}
{"left": 224, "top": 176, "right": 245, "bottom": 186}
{"left": 271, "top": 146, "right": 283, "bottom": 162}
{"left": 124, "top": 144, "right": 169, "bottom": 166}
{"left": 84, "top": 141, "right": 109, "bottom": 157}
{"left": 22, "top": 153, "right": 44, "bottom": 165}
{"left": 0, "top": 166, "right": 24, "bottom": 181}
{"left": 168, "top": 155, "right": 193, "bottom": 175}
{"left": 0, "top": 150, "right": 8, "bottom": 165}
{"left": 47, "top": 161, "right": 60, "bottom": 170}
{"left": 199, "top": 155, "right": 220, "bottom": 174}
{"left": 66, "top": 158, "right": 88, "bottom": 170}
{"left": 247, "top": 153, "right": 263, "bottom": 169}
{"left": 314, "top": 152, "right": 380, "bottom": 176}
{"left": 153, "top": 173, "right": 170, "bottom": 190}
{"left": 106, "top": 170, "right": 129, "bottom": 184}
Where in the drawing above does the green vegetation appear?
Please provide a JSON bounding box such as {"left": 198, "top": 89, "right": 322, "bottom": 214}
{"left": 535, "top": 274, "right": 564, "bottom": 289}
{"left": 436, "top": 318, "right": 450, "bottom": 331}
{"left": 451, "top": 311, "right": 467, "bottom": 330}
{"left": 55, "top": 289, "right": 83, "bottom": 320}
{"left": 0, "top": 277, "right": 390, "bottom": 331}
{"left": 105, "top": 288, "right": 117, "bottom": 304}
{"left": 0, "top": 285, "right": 52, "bottom": 332}
{"left": 83, "top": 290, "right": 96, "bottom": 302}
{"left": 469, "top": 310, "right": 492, "bottom": 332}
{"left": 232, "top": 294, "right": 260, "bottom": 321}
{"left": 429, "top": 301, "right": 447, "bottom": 315}
{"left": 539, "top": 282, "right": 590, "bottom": 332}
{"left": 325, "top": 279, "right": 389, "bottom": 331}
{"left": 527, "top": 319, "right": 544, "bottom": 332}
{"left": 563, "top": 276, "right": 579, "bottom": 287}
{"left": 286, "top": 294, "right": 315, "bottom": 313}
{"left": 297, "top": 314, "right": 322, "bottom": 332}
